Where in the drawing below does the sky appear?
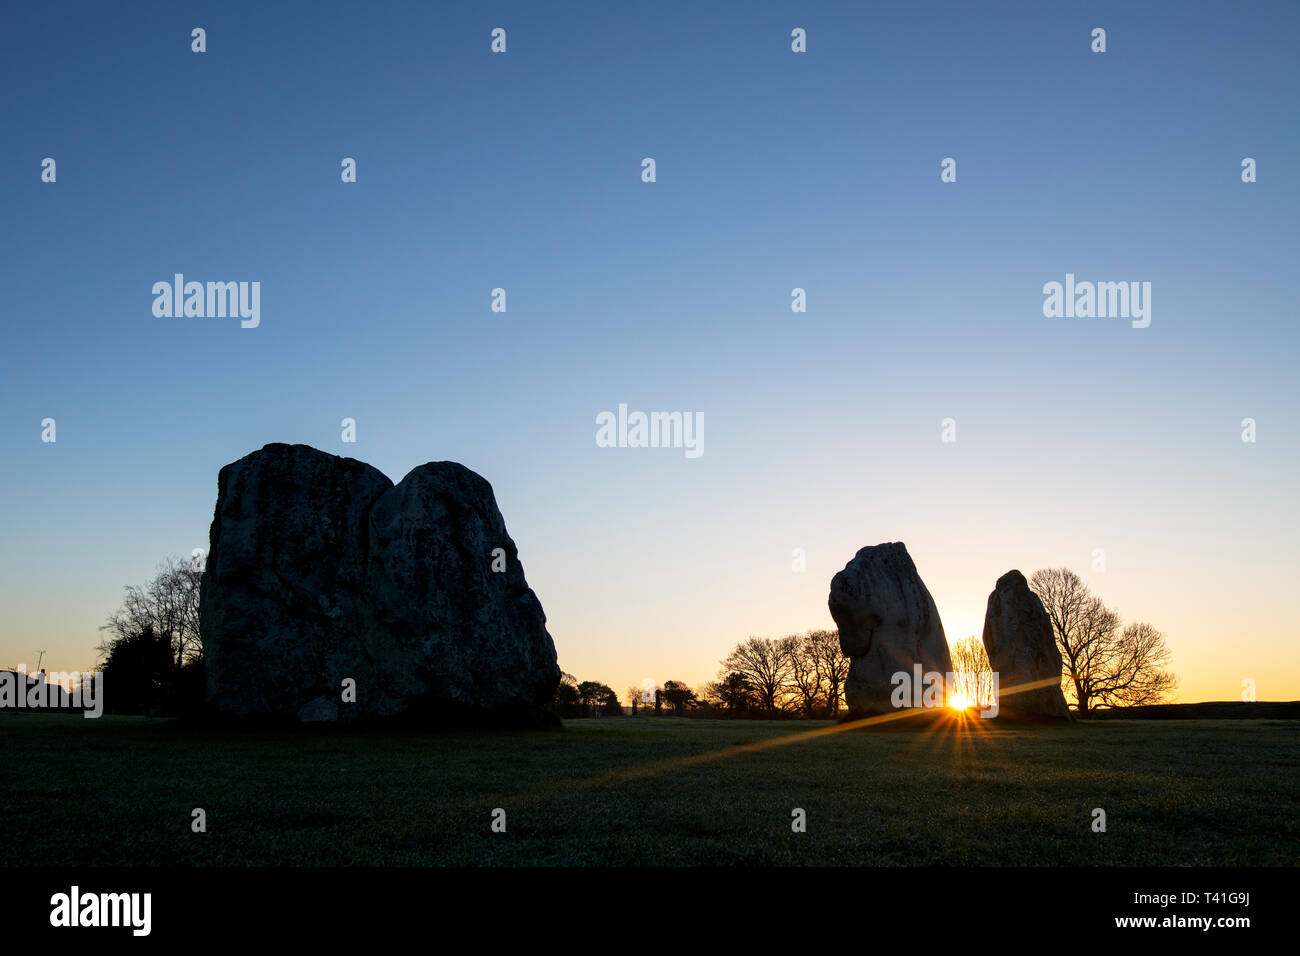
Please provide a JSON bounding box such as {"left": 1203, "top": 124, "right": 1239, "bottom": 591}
{"left": 2, "top": 1, "right": 1297, "bottom": 704}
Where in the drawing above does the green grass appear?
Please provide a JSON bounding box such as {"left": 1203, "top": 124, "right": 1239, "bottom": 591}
{"left": 2, "top": 714, "right": 1296, "bottom": 865}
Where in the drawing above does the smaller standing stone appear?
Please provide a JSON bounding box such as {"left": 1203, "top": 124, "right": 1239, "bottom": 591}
{"left": 981, "top": 570, "right": 1071, "bottom": 719}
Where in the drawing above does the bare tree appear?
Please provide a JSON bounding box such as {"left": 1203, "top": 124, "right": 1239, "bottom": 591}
{"left": 949, "top": 636, "right": 994, "bottom": 708}
{"left": 720, "top": 637, "right": 792, "bottom": 715}
{"left": 785, "top": 634, "right": 822, "bottom": 717}
{"left": 1082, "top": 621, "right": 1177, "bottom": 708}
{"left": 806, "top": 628, "right": 850, "bottom": 717}
{"left": 99, "top": 555, "right": 203, "bottom": 670}
{"left": 1029, "top": 568, "right": 1176, "bottom": 712}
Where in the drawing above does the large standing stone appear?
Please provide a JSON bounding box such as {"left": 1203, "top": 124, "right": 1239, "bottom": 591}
{"left": 362, "top": 461, "right": 559, "bottom": 719}
{"left": 981, "top": 570, "right": 1071, "bottom": 719}
{"left": 199, "top": 443, "right": 560, "bottom": 725}
{"left": 199, "top": 444, "right": 392, "bottom": 720}
{"left": 828, "top": 542, "right": 953, "bottom": 714}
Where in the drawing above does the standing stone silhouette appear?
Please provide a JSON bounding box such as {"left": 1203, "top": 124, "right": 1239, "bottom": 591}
{"left": 199, "top": 443, "right": 560, "bottom": 725}
{"left": 829, "top": 542, "right": 953, "bottom": 715}
{"left": 981, "top": 570, "right": 1071, "bottom": 719}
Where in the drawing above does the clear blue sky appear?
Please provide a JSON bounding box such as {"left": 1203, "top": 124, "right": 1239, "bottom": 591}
{"left": 2, "top": 1, "right": 1297, "bottom": 702}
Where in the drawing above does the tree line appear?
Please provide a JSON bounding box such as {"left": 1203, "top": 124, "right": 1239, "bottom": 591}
{"left": 550, "top": 629, "right": 851, "bottom": 720}
{"left": 91, "top": 558, "right": 1175, "bottom": 717}
{"left": 551, "top": 569, "right": 1176, "bottom": 719}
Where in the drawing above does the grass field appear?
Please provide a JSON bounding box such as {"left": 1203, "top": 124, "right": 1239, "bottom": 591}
{"left": 2, "top": 714, "right": 1296, "bottom": 866}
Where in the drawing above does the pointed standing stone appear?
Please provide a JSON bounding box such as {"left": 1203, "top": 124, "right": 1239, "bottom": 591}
{"left": 829, "top": 542, "right": 952, "bottom": 715}
{"left": 982, "top": 570, "right": 1071, "bottom": 719}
